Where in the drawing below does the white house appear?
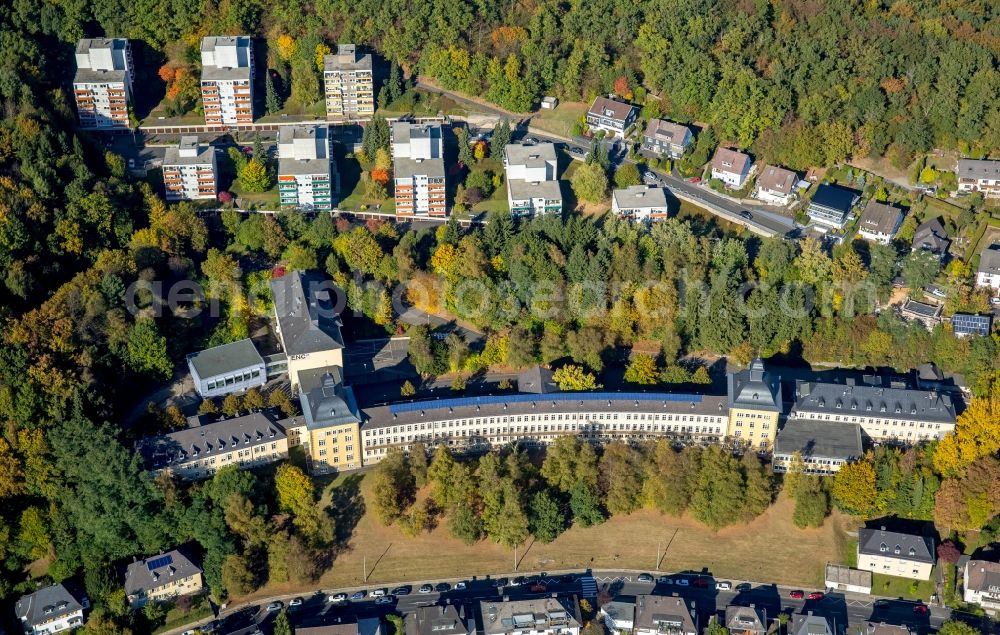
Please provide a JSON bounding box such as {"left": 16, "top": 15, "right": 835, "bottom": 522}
{"left": 964, "top": 560, "right": 1000, "bottom": 613}
{"left": 611, "top": 185, "right": 670, "bottom": 222}
{"left": 15, "top": 583, "right": 89, "bottom": 635}
{"left": 976, "top": 246, "right": 1000, "bottom": 291}
{"left": 856, "top": 527, "right": 935, "bottom": 581}
{"left": 857, "top": 200, "right": 904, "bottom": 245}
{"left": 601, "top": 600, "right": 635, "bottom": 635}
{"left": 503, "top": 142, "right": 562, "bottom": 216}
{"left": 585, "top": 96, "right": 637, "bottom": 139}
{"left": 956, "top": 159, "right": 1000, "bottom": 198}
{"left": 710, "top": 147, "right": 753, "bottom": 189}
{"left": 753, "top": 165, "right": 798, "bottom": 206}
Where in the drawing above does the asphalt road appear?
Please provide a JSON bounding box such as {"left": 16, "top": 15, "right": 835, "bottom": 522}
{"left": 194, "top": 571, "right": 950, "bottom": 635}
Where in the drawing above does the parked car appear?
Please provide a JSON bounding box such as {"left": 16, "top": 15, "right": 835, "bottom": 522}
{"left": 436, "top": 582, "right": 451, "bottom": 592}
{"left": 689, "top": 176, "right": 701, "bottom": 183}
{"left": 392, "top": 586, "right": 411, "bottom": 596}
{"left": 716, "top": 581, "right": 732, "bottom": 590}
{"left": 657, "top": 576, "right": 673, "bottom": 584}
{"left": 351, "top": 591, "right": 367, "bottom": 600}
{"left": 265, "top": 601, "right": 283, "bottom": 612}
{"left": 511, "top": 576, "right": 525, "bottom": 586}
{"left": 372, "top": 588, "right": 388, "bottom": 597}
{"left": 676, "top": 579, "right": 690, "bottom": 586}
{"left": 913, "top": 604, "right": 928, "bottom": 614}
{"left": 637, "top": 573, "right": 654, "bottom": 583}
{"left": 455, "top": 582, "right": 467, "bottom": 590}
{"left": 289, "top": 597, "right": 304, "bottom": 608}
{"left": 807, "top": 592, "right": 823, "bottom": 601}
{"left": 789, "top": 590, "right": 804, "bottom": 599}
{"left": 419, "top": 584, "right": 433, "bottom": 594}
{"left": 530, "top": 583, "right": 547, "bottom": 593}
{"left": 736, "top": 583, "right": 752, "bottom": 592}
{"left": 328, "top": 593, "right": 347, "bottom": 604}
{"left": 375, "top": 596, "right": 393, "bottom": 605}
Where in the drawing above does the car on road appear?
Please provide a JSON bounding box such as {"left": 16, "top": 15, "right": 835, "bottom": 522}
{"left": 716, "top": 581, "right": 732, "bottom": 590}
{"left": 419, "top": 584, "right": 433, "bottom": 594}
{"left": 530, "top": 583, "right": 547, "bottom": 593}
{"left": 289, "top": 597, "right": 303, "bottom": 608}
{"left": 435, "top": 582, "right": 451, "bottom": 592}
{"left": 807, "top": 592, "right": 824, "bottom": 601}
{"left": 637, "top": 573, "right": 654, "bottom": 583}
{"left": 127, "top": 158, "right": 136, "bottom": 169}
{"left": 493, "top": 578, "right": 509, "bottom": 588}
{"left": 643, "top": 172, "right": 659, "bottom": 184}
{"left": 392, "top": 586, "right": 411, "bottom": 596}
{"left": 739, "top": 210, "right": 754, "bottom": 220}
{"left": 657, "top": 576, "right": 672, "bottom": 584}
{"left": 328, "top": 593, "right": 347, "bottom": 604}
{"left": 689, "top": 177, "right": 701, "bottom": 183}
{"left": 455, "top": 582, "right": 467, "bottom": 590}
{"left": 511, "top": 576, "right": 525, "bottom": 586}
{"left": 265, "top": 601, "right": 284, "bottom": 612}
{"left": 789, "top": 590, "right": 804, "bottom": 599}
{"left": 375, "top": 596, "right": 393, "bottom": 605}
{"left": 913, "top": 604, "right": 928, "bottom": 614}
{"left": 372, "top": 588, "right": 388, "bottom": 597}
{"left": 351, "top": 591, "right": 367, "bottom": 600}
{"left": 735, "top": 583, "right": 752, "bottom": 592}
{"left": 527, "top": 137, "right": 539, "bottom": 144}
{"left": 676, "top": 578, "right": 690, "bottom": 586}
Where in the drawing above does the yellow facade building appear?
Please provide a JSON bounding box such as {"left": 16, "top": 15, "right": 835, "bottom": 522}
{"left": 726, "top": 358, "right": 783, "bottom": 450}
{"left": 124, "top": 551, "right": 204, "bottom": 607}
{"left": 293, "top": 367, "right": 362, "bottom": 474}
{"left": 270, "top": 271, "right": 346, "bottom": 392}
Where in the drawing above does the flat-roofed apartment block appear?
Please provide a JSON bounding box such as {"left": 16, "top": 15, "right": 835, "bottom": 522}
{"left": 772, "top": 420, "right": 863, "bottom": 475}
{"left": 124, "top": 550, "right": 204, "bottom": 607}
{"left": 201, "top": 36, "right": 254, "bottom": 126}
{"left": 480, "top": 596, "right": 582, "bottom": 635}
{"left": 503, "top": 142, "right": 562, "bottom": 216}
{"left": 293, "top": 366, "right": 362, "bottom": 473}
{"left": 957, "top": 158, "right": 1000, "bottom": 198}
{"left": 324, "top": 44, "right": 374, "bottom": 119}
{"left": 856, "top": 527, "right": 934, "bottom": 580}
{"left": 634, "top": 595, "right": 697, "bottom": 635}
{"left": 74, "top": 38, "right": 133, "bottom": 129}
{"left": 15, "top": 582, "right": 89, "bottom": 635}
{"left": 790, "top": 379, "right": 956, "bottom": 444}
{"left": 163, "top": 136, "right": 218, "bottom": 201}
{"left": 726, "top": 358, "right": 782, "bottom": 449}
{"left": 360, "top": 391, "right": 729, "bottom": 465}
{"left": 187, "top": 338, "right": 266, "bottom": 398}
{"left": 963, "top": 560, "right": 1000, "bottom": 612}
{"left": 141, "top": 412, "right": 290, "bottom": 480}
{"left": 392, "top": 122, "right": 447, "bottom": 217}
{"left": 270, "top": 270, "right": 346, "bottom": 392}
{"left": 278, "top": 125, "right": 335, "bottom": 211}
{"left": 612, "top": 185, "right": 670, "bottom": 222}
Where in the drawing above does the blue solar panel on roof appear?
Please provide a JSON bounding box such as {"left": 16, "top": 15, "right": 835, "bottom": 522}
{"left": 389, "top": 392, "right": 703, "bottom": 415}
{"left": 146, "top": 555, "right": 173, "bottom": 571}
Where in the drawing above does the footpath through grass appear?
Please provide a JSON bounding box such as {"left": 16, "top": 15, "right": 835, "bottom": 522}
{"left": 314, "top": 476, "right": 843, "bottom": 590}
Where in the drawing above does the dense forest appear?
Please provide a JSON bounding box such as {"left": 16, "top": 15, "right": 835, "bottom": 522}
{"left": 1, "top": 0, "right": 1000, "bottom": 632}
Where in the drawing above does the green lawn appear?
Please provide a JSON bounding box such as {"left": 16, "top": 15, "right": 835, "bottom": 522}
{"left": 230, "top": 183, "right": 280, "bottom": 210}
{"left": 152, "top": 596, "right": 213, "bottom": 635}
{"left": 532, "top": 102, "right": 588, "bottom": 138}
{"left": 872, "top": 570, "right": 936, "bottom": 601}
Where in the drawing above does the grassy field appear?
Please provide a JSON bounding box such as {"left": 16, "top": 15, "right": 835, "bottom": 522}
{"left": 532, "top": 102, "right": 588, "bottom": 138}
{"left": 306, "top": 474, "right": 846, "bottom": 591}
{"left": 872, "top": 570, "right": 936, "bottom": 602}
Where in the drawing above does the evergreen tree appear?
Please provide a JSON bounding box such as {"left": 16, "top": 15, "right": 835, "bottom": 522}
{"left": 569, "top": 480, "right": 605, "bottom": 527}
{"left": 265, "top": 72, "right": 282, "bottom": 115}
{"left": 490, "top": 119, "right": 512, "bottom": 158}
{"left": 362, "top": 116, "right": 391, "bottom": 162}
{"left": 529, "top": 490, "right": 565, "bottom": 543}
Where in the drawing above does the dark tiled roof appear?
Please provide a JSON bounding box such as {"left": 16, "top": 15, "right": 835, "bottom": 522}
{"left": 726, "top": 605, "right": 767, "bottom": 633}
{"left": 902, "top": 299, "right": 942, "bottom": 319}
{"left": 186, "top": 338, "right": 264, "bottom": 379}
{"left": 124, "top": 550, "right": 202, "bottom": 596}
{"left": 773, "top": 420, "right": 862, "bottom": 460}
{"left": 587, "top": 96, "right": 636, "bottom": 123}
{"left": 140, "top": 412, "right": 286, "bottom": 470}
{"left": 711, "top": 147, "right": 752, "bottom": 176}
{"left": 15, "top": 583, "right": 86, "bottom": 627}
{"left": 964, "top": 560, "right": 1000, "bottom": 594}
{"left": 793, "top": 381, "right": 955, "bottom": 424}
{"left": 643, "top": 119, "right": 691, "bottom": 146}
{"left": 979, "top": 246, "right": 1000, "bottom": 275}
{"left": 407, "top": 604, "right": 473, "bottom": 635}
{"left": 912, "top": 218, "right": 949, "bottom": 255}
{"left": 957, "top": 159, "right": 1000, "bottom": 180}
{"left": 790, "top": 613, "right": 832, "bottom": 635}
{"left": 810, "top": 184, "right": 859, "bottom": 213}
{"left": 271, "top": 271, "right": 345, "bottom": 356}
{"left": 757, "top": 165, "right": 797, "bottom": 195}
{"left": 299, "top": 367, "right": 362, "bottom": 429}
{"left": 517, "top": 366, "right": 558, "bottom": 394}
{"left": 858, "top": 200, "right": 903, "bottom": 236}
{"left": 728, "top": 358, "right": 782, "bottom": 412}
{"left": 634, "top": 595, "right": 697, "bottom": 635}
{"left": 857, "top": 528, "right": 934, "bottom": 563}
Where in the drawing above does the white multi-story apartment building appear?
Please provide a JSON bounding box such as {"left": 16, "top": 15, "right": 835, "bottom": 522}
{"left": 323, "top": 44, "right": 374, "bottom": 119}
{"left": 201, "top": 36, "right": 254, "bottom": 126}
{"left": 976, "top": 246, "right": 1000, "bottom": 291}
{"left": 790, "top": 380, "right": 956, "bottom": 444}
{"left": 503, "top": 142, "right": 562, "bottom": 216}
{"left": 15, "top": 583, "right": 88, "bottom": 635}
{"left": 956, "top": 159, "right": 1000, "bottom": 198}
{"left": 612, "top": 185, "right": 670, "bottom": 222}
{"left": 162, "top": 136, "right": 218, "bottom": 201}
{"left": 73, "top": 38, "right": 133, "bottom": 129}
{"left": 856, "top": 527, "right": 934, "bottom": 581}
{"left": 964, "top": 560, "right": 1000, "bottom": 613}
{"left": 278, "top": 125, "right": 335, "bottom": 211}
{"left": 392, "top": 122, "right": 447, "bottom": 217}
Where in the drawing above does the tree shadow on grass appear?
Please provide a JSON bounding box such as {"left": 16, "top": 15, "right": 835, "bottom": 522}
{"left": 326, "top": 473, "right": 366, "bottom": 550}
